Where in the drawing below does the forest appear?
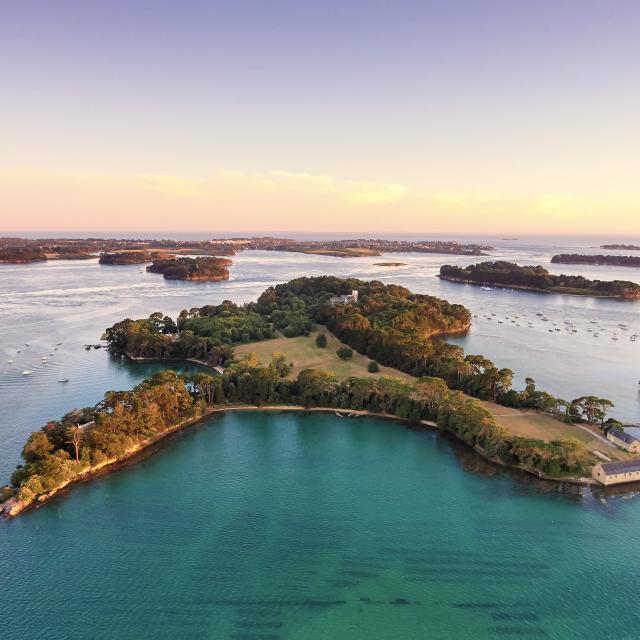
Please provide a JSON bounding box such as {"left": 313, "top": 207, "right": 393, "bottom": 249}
{"left": 105, "top": 276, "right": 615, "bottom": 426}
{"left": 551, "top": 254, "right": 640, "bottom": 268}
{"left": 2, "top": 363, "right": 594, "bottom": 512}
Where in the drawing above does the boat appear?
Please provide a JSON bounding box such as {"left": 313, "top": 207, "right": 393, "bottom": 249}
{"left": 16, "top": 349, "right": 22, "bottom": 353}
{"left": 481, "top": 286, "right": 493, "bottom": 291}
{"left": 7, "top": 359, "right": 14, "bottom": 363}
{"left": 335, "top": 411, "right": 345, "bottom": 418}
{"left": 22, "top": 370, "right": 32, "bottom": 376}
{"left": 57, "top": 377, "right": 69, "bottom": 383}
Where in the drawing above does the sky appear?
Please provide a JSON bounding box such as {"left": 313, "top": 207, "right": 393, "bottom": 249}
{"left": 1, "top": 0, "right": 638, "bottom": 235}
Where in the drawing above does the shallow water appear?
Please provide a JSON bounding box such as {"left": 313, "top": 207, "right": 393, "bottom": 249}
{"left": 2, "top": 411, "right": 639, "bottom": 640}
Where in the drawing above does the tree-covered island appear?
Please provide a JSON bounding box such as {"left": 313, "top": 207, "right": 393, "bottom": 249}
{"left": 551, "top": 254, "right": 640, "bottom": 267}
{"left": 439, "top": 261, "right": 640, "bottom": 299}
{"left": 1, "top": 277, "right": 624, "bottom": 517}
{"left": 99, "top": 251, "right": 161, "bottom": 265}
{"left": 146, "top": 256, "right": 232, "bottom": 281}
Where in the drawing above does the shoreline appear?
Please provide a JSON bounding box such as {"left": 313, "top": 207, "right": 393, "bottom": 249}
{"left": 437, "top": 274, "right": 637, "bottom": 300}
{"left": 2, "top": 404, "right": 594, "bottom": 520}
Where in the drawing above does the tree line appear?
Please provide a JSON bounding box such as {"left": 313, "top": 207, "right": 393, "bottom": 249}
{"left": 3, "top": 362, "right": 594, "bottom": 508}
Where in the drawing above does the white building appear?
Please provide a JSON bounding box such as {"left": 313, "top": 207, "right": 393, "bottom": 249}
{"left": 329, "top": 290, "right": 359, "bottom": 305}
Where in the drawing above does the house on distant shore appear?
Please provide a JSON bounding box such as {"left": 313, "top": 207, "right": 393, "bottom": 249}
{"left": 606, "top": 427, "right": 640, "bottom": 453}
{"left": 330, "top": 290, "right": 358, "bottom": 305}
{"left": 593, "top": 459, "right": 640, "bottom": 485}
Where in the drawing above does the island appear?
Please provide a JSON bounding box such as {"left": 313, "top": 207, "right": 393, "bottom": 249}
{"left": 551, "top": 254, "right": 640, "bottom": 267}
{"left": 2, "top": 275, "right": 628, "bottom": 517}
{"left": 146, "top": 256, "right": 232, "bottom": 281}
{"left": 373, "top": 262, "right": 407, "bottom": 267}
{"left": 0, "top": 245, "right": 47, "bottom": 263}
{"left": 439, "top": 261, "right": 640, "bottom": 299}
{"left": 601, "top": 244, "right": 640, "bottom": 251}
{"left": 99, "top": 250, "right": 165, "bottom": 265}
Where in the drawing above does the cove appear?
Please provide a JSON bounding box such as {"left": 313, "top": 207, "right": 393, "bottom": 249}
{"left": 2, "top": 411, "right": 639, "bottom": 639}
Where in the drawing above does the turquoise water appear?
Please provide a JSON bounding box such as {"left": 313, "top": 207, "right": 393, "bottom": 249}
{"left": 2, "top": 411, "right": 639, "bottom": 639}
{"left": 1, "top": 238, "right": 640, "bottom": 638}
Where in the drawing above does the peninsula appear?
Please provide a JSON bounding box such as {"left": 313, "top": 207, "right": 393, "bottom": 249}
{"left": 551, "top": 254, "right": 640, "bottom": 268}
{"left": 439, "top": 261, "right": 640, "bottom": 299}
{"left": 146, "top": 256, "right": 232, "bottom": 281}
{"left": 1, "top": 276, "right": 626, "bottom": 517}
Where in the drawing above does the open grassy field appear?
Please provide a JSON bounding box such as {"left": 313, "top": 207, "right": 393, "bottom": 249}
{"left": 237, "top": 329, "right": 626, "bottom": 458}
{"left": 481, "top": 401, "right": 627, "bottom": 459}
{"left": 235, "top": 329, "right": 415, "bottom": 383}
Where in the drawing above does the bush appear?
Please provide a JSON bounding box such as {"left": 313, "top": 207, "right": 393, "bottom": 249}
{"left": 336, "top": 347, "right": 353, "bottom": 359}
{"left": 367, "top": 361, "right": 380, "bottom": 373}
{"left": 315, "top": 333, "right": 327, "bottom": 348}
{"left": 0, "top": 486, "right": 15, "bottom": 503}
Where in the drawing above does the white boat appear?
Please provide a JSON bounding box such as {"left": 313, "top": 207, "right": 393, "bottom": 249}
{"left": 57, "top": 377, "right": 69, "bottom": 383}
{"left": 22, "top": 370, "right": 32, "bottom": 376}
{"left": 16, "top": 349, "right": 22, "bottom": 353}
{"left": 481, "top": 286, "right": 493, "bottom": 291}
{"left": 335, "top": 411, "right": 345, "bottom": 418}
{"left": 7, "top": 359, "right": 13, "bottom": 363}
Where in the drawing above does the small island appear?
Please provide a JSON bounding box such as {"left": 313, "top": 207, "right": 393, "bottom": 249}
{"left": 439, "top": 261, "right": 640, "bottom": 299}
{"left": 373, "top": 262, "right": 407, "bottom": 267}
{"left": 551, "top": 254, "right": 640, "bottom": 268}
{"left": 146, "top": 256, "right": 232, "bottom": 281}
{"left": 99, "top": 251, "right": 158, "bottom": 265}
{"left": 601, "top": 244, "right": 640, "bottom": 251}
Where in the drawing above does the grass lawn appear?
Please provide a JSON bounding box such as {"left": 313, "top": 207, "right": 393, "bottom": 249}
{"left": 235, "top": 329, "right": 415, "bottom": 383}
{"left": 236, "top": 329, "right": 627, "bottom": 459}
{"left": 481, "top": 401, "right": 627, "bottom": 459}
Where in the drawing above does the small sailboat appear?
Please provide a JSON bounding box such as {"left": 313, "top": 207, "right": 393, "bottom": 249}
{"left": 22, "top": 370, "right": 32, "bottom": 376}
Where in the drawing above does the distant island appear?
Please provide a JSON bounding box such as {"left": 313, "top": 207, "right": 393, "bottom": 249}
{"left": 0, "top": 236, "right": 493, "bottom": 264}
{"left": 551, "top": 254, "right": 640, "bottom": 267}
{"left": 0, "top": 241, "right": 93, "bottom": 263}
{"left": 601, "top": 244, "right": 640, "bottom": 251}
{"left": 439, "top": 261, "right": 640, "bottom": 299}
{"left": 99, "top": 251, "right": 158, "bottom": 265}
{"left": 146, "top": 256, "right": 232, "bottom": 281}
{"left": 373, "top": 262, "right": 407, "bottom": 267}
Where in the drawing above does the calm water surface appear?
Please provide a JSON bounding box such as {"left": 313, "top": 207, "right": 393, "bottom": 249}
{"left": 1, "top": 237, "right": 640, "bottom": 638}
{"left": 2, "top": 411, "right": 640, "bottom": 640}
